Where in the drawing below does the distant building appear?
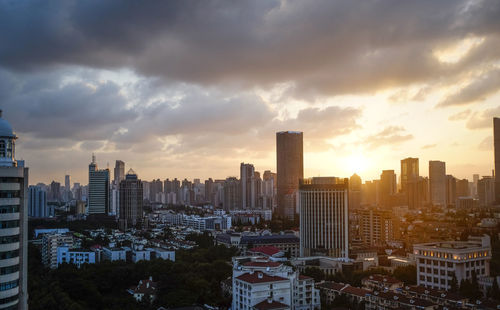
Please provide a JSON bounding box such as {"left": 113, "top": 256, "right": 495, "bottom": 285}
{"left": 299, "top": 177, "right": 349, "bottom": 258}
{"left": 401, "top": 157, "right": 420, "bottom": 209}
{"left": 414, "top": 235, "right": 491, "bottom": 291}
{"left": 494, "top": 118, "right": 500, "bottom": 203}
{"left": 379, "top": 170, "right": 396, "bottom": 208}
{"left": 478, "top": 176, "right": 495, "bottom": 207}
{"left": 103, "top": 247, "right": 127, "bottom": 261}
{"left": 114, "top": 160, "right": 125, "bottom": 184}
{"left": 276, "top": 131, "right": 303, "bottom": 220}
{"left": 88, "top": 154, "right": 110, "bottom": 215}
{"left": 119, "top": 169, "right": 143, "bottom": 230}
{"left": 223, "top": 177, "right": 240, "bottom": 211}
{"left": 131, "top": 277, "right": 157, "bottom": 303}
{"left": 57, "top": 246, "right": 96, "bottom": 268}
{"left": 42, "top": 233, "right": 74, "bottom": 269}
{"left": 429, "top": 161, "right": 446, "bottom": 207}
{"left": 240, "top": 163, "right": 256, "bottom": 209}
{"left": 28, "top": 185, "right": 52, "bottom": 218}
{"left": 359, "top": 208, "right": 396, "bottom": 246}
{"left": 349, "top": 174, "right": 362, "bottom": 210}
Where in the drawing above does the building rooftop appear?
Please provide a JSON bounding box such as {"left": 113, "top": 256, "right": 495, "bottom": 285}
{"left": 253, "top": 299, "right": 289, "bottom": 310}
{"left": 249, "top": 246, "right": 282, "bottom": 257}
{"left": 236, "top": 272, "right": 288, "bottom": 284}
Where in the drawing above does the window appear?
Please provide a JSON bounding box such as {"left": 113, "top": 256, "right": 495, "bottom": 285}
{"left": 0, "top": 235, "right": 18, "bottom": 244}
{"left": 0, "top": 220, "right": 19, "bottom": 229}
{"left": 0, "top": 280, "right": 18, "bottom": 291}
{"left": 0, "top": 249, "right": 19, "bottom": 260}
{"left": 0, "top": 205, "right": 18, "bottom": 214}
{"left": 0, "top": 265, "right": 18, "bottom": 275}
{"left": 0, "top": 140, "right": 5, "bottom": 157}
{"left": 6, "top": 140, "right": 12, "bottom": 158}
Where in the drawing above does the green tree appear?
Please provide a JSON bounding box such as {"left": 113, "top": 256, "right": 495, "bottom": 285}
{"left": 450, "top": 272, "right": 459, "bottom": 293}
{"left": 393, "top": 265, "right": 416, "bottom": 285}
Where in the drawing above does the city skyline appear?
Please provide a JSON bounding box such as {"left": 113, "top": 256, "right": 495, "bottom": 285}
{"left": 1, "top": 1, "right": 499, "bottom": 185}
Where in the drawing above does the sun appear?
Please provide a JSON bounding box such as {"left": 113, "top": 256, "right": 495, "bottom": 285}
{"left": 345, "top": 153, "right": 369, "bottom": 175}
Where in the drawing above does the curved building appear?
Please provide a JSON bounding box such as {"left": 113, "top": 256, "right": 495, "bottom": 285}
{"left": 299, "top": 177, "right": 349, "bottom": 258}
{"left": 0, "top": 110, "right": 28, "bottom": 310}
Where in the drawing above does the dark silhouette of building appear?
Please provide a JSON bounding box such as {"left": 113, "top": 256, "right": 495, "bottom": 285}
{"left": 401, "top": 157, "right": 420, "bottom": 209}
{"left": 119, "top": 169, "right": 143, "bottom": 230}
{"left": 494, "top": 118, "right": 500, "bottom": 203}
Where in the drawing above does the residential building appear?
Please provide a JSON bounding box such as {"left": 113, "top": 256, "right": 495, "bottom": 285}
{"left": 299, "top": 177, "right": 349, "bottom": 258}
{"left": 414, "top": 235, "right": 491, "bottom": 290}
{"left": 359, "top": 208, "right": 396, "bottom": 246}
{"left": 380, "top": 170, "right": 397, "bottom": 208}
{"left": 114, "top": 160, "right": 125, "bottom": 184}
{"left": 240, "top": 163, "right": 256, "bottom": 209}
{"left": 429, "top": 161, "right": 446, "bottom": 207}
{"left": 478, "top": 176, "right": 495, "bottom": 207}
{"left": 401, "top": 157, "right": 420, "bottom": 209}
{"left": 276, "top": 131, "right": 303, "bottom": 220}
{"left": 42, "top": 233, "right": 74, "bottom": 269}
{"left": 119, "top": 169, "right": 143, "bottom": 230}
{"left": 223, "top": 177, "right": 240, "bottom": 211}
{"left": 28, "top": 185, "right": 51, "bottom": 218}
{"left": 131, "top": 277, "right": 157, "bottom": 303}
{"left": 494, "top": 117, "right": 500, "bottom": 203}
{"left": 57, "top": 246, "right": 96, "bottom": 268}
{"left": 0, "top": 111, "right": 29, "bottom": 309}
{"left": 102, "top": 247, "right": 127, "bottom": 261}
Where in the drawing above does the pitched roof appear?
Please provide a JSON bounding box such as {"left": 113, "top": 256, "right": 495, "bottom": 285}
{"left": 236, "top": 272, "right": 288, "bottom": 284}
{"left": 253, "top": 300, "right": 289, "bottom": 310}
{"left": 249, "top": 246, "right": 282, "bottom": 256}
{"left": 341, "top": 285, "right": 371, "bottom": 297}
{"left": 134, "top": 278, "right": 157, "bottom": 296}
{"left": 363, "top": 274, "right": 403, "bottom": 285}
{"left": 316, "top": 281, "right": 346, "bottom": 291}
{"left": 243, "top": 261, "right": 282, "bottom": 268}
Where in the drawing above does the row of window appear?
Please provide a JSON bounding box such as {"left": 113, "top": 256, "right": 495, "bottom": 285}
{"left": 0, "top": 280, "right": 18, "bottom": 291}
{"left": 0, "top": 235, "right": 18, "bottom": 245}
{"left": 0, "top": 250, "right": 19, "bottom": 260}
{"left": 0, "top": 191, "right": 20, "bottom": 199}
{"left": 419, "top": 267, "right": 454, "bottom": 277}
{"left": 0, "top": 265, "right": 18, "bottom": 275}
{"left": 0, "top": 220, "right": 19, "bottom": 229}
{"left": 419, "top": 259, "right": 454, "bottom": 267}
{"left": 0, "top": 293, "right": 18, "bottom": 305}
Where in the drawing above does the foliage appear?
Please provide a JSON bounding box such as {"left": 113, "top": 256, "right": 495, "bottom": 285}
{"left": 393, "top": 265, "right": 417, "bottom": 285}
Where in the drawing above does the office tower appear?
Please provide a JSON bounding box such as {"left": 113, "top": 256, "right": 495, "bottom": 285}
{"left": 401, "top": 157, "right": 420, "bottom": 209}
{"left": 446, "top": 175, "right": 457, "bottom": 207}
{"left": 429, "top": 161, "right": 446, "bottom": 207}
{"left": 478, "top": 176, "right": 495, "bottom": 207}
{"left": 0, "top": 111, "right": 28, "bottom": 309}
{"left": 418, "top": 177, "right": 430, "bottom": 205}
{"left": 299, "top": 177, "right": 349, "bottom": 258}
{"left": 204, "top": 178, "right": 213, "bottom": 202}
{"left": 28, "top": 185, "right": 50, "bottom": 218}
{"left": 223, "top": 177, "right": 241, "bottom": 211}
{"left": 262, "top": 171, "right": 276, "bottom": 210}
{"left": 379, "top": 170, "right": 396, "bottom": 208}
{"left": 240, "top": 163, "right": 255, "bottom": 209}
{"left": 114, "top": 160, "right": 125, "bottom": 184}
{"left": 119, "top": 169, "right": 143, "bottom": 230}
{"left": 88, "top": 154, "right": 110, "bottom": 214}
{"left": 349, "top": 174, "right": 362, "bottom": 210}
{"left": 494, "top": 118, "right": 500, "bottom": 203}
{"left": 64, "top": 174, "right": 70, "bottom": 190}
{"left": 473, "top": 174, "right": 479, "bottom": 198}
{"left": 359, "top": 208, "right": 396, "bottom": 246}
{"left": 361, "top": 180, "right": 379, "bottom": 206}
{"left": 48, "top": 181, "right": 61, "bottom": 202}
{"left": 150, "top": 179, "right": 163, "bottom": 202}
{"left": 276, "top": 131, "right": 303, "bottom": 220}
{"left": 456, "top": 178, "right": 469, "bottom": 197}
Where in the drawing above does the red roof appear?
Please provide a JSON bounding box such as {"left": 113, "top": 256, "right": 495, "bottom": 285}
{"left": 253, "top": 300, "right": 289, "bottom": 310}
{"left": 363, "top": 274, "right": 402, "bottom": 285}
{"left": 236, "top": 272, "right": 288, "bottom": 284}
{"left": 249, "top": 246, "right": 282, "bottom": 256}
{"left": 299, "top": 275, "right": 313, "bottom": 280}
{"left": 243, "top": 261, "right": 282, "bottom": 268}
{"left": 341, "top": 285, "right": 371, "bottom": 297}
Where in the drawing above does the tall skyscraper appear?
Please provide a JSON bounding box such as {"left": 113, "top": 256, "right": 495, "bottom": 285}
{"left": 88, "top": 154, "right": 110, "bottom": 215}
{"left": 28, "top": 185, "right": 50, "bottom": 218}
{"left": 114, "top": 160, "right": 125, "bottom": 184}
{"left": 299, "top": 177, "right": 349, "bottom": 258}
{"left": 429, "top": 161, "right": 446, "bottom": 207}
{"left": 349, "top": 173, "right": 362, "bottom": 210}
{"left": 223, "top": 177, "right": 241, "bottom": 211}
{"left": 0, "top": 110, "right": 28, "bottom": 309}
{"left": 379, "top": 170, "right": 396, "bottom": 207}
{"left": 119, "top": 169, "right": 143, "bottom": 230}
{"left": 401, "top": 157, "right": 420, "bottom": 209}
{"left": 240, "top": 163, "right": 256, "bottom": 209}
{"left": 494, "top": 118, "right": 500, "bottom": 203}
{"left": 276, "top": 131, "right": 303, "bottom": 219}
{"left": 446, "top": 175, "right": 457, "bottom": 207}
{"left": 64, "top": 174, "right": 70, "bottom": 190}
{"left": 473, "top": 174, "right": 480, "bottom": 198}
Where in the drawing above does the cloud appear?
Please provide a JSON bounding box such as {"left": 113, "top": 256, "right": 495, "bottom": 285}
{"left": 421, "top": 144, "right": 437, "bottom": 149}
{"left": 1, "top": 0, "right": 500, "bottom": 98}
{"left": 438, "top": 68, "right": 500, "bottom": 107}
{"left": 478, "top": 136, "right": 492, "bottom": 151}
{"left": 448, "top": 109, "right": 471, "bottom": 121}
{"left": 364, "top": 126, "right": 413, "bottom": 149}
{"left": 466, "top": 106, "right": 500, "bottom": 129}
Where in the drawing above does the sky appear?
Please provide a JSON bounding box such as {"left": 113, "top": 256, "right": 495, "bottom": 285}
{"left": 1, "top": 0, "right": 500, "bottom": 185}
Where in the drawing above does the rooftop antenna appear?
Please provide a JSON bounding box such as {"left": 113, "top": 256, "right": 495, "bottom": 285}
{"left": 92, "top": 153, "right": 96, "bottom": 163}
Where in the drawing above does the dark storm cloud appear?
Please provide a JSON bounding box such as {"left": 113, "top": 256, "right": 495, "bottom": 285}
{"left": 1, "top": 0, "right": 500, "bottom": 97}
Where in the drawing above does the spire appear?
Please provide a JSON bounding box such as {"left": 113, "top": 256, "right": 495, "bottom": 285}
{"left": 92, "top": 153, "right": 96, "bottom": 164}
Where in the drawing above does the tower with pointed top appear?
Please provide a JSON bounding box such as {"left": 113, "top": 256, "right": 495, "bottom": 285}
{"left": 0, "top": 110, "right": 28, "bottom": 309}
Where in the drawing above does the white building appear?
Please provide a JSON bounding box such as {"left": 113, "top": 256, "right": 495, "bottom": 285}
{"left": 147, "top": 247, "right": 175, "bottom": 261}
{"left": 42, "top": 233, "right": 74, "bottom": 269}
{"left": 102, "top": 247, "right": 127, "bottom": 261}
{"left": 0, "top": 110, "right": 29, "bottom": 309}
{"left": 57, "top": 246, "right": 96, "bottom": 268}
{"left": 232, "top": 256, "right": 321, "bottom": 310}
{"left": 414, "top": 235, "right": 491, "bottom": 290}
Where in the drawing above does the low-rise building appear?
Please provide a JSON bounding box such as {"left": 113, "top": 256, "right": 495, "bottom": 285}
{"left": 57, "top": 247, "right": 96, "bottom": 268}
{"left": 361, "top": 274, "right": 404, "bottom": 292}
{"left": 103, "top": 247, "right": 127, "bottom": 261}
{"left": 130, "top": 277, "right": 157, "bottom": 303}
{"left": 42, "top": 233, "right": 74, "bottom": 269}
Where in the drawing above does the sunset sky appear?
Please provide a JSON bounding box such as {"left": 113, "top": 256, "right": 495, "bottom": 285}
{"left": 1, "top": 0, "right": 500, "bottom": 185}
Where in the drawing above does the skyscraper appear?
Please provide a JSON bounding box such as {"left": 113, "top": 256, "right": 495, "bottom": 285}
{"left": 240, "top": 163, "right": 255, "bottom": 209}
{"left": 379, "top": 170, "right": 396, "bottom": 207}
{"left": 429, "top": 161, "right": 446, "bottom": 207}
{"left": 119, "top": 169, "right": 143, "bottom": 230}
{"left": 349, "top": 173, "right": 362, "bottom": 210}
{"left": 276, "top": 131, "right": 303, "bottom": 219}
{"left": 28, "top": 185, "right": 50, "bottom": 218}
{"left": 88, "top": 155, "right": 110, "bottom": 215}
{"left": 299, "top": 177, "right": 349, "bottom": 258}
{"left": 494, "top": 118, "right": 500, "bottom": 203}
{"left": 114, "top": 160, "right": 125, "bottom": 184}
{"left": 64, "top": 174, "right": 70, "bottom": 190}
{"left": 401, "top": 157, "right": 420, "bottom": 209}
{"left": 0, "top": 110, "right": 28, "bottom": 309}
{"left": 223, "top": 177, "right": 240, "bottom": 211}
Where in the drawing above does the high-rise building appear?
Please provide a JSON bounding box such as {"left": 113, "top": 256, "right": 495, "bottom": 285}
{"left": 456, "top": 178, "right": 469, "bottom": 198}
{"left": 0, "top": 111, "right": 28, "bottom": 309}
{"left": 28, "top": 185, "right": 51, "bottom": 218}
{"left": 204, "top": 178, "right": 213, "bottom": 202}
{"left": 359, "top": 208, "right": 396, "bottom": 246}
{"left": 478, "top": 176, "right": 495, "bottom": 207}
{"left": 64, "top": 174, "right": 70, "bottom": 190}
{"left": 240, "top": 163, "right": 255, "bottom": 209}
{"left": 119, "top": 169, "right": 143, "bottom": 230}
{"left": 262, "top": 171, "right": 276, "bottom": 210}
{"left": 149, "top": 179, "right": 163, "bottom": 202}
{"left": 114, "top": 160, "right": 125, "bottom": 184}
{"left": 223, "top": 177, "right": 241, "bottom": 211}
{"left": 379, "top": 170, "right": 396, "bottom": 207}
{"left": 276, "top": 131, "right": 303, "bottom": 220}
{"left": 48, "top": 181, "right": 61, "bottom": 202}
{"left": 473, "top": 174, "right": 479, "bottom": 198}
{"left": 88, "top": 154, "right": 110, "bottom": 215}
{"left": 429, "top": 161, "right": 446, "bottom": 207}
{"left": 349, "top": 173, "right": 362, "bottom": 210}
{"left": 299, "top": 177, "right": 349, "bottom": 258}
{"left": 446, "top": 175, "right": 457, "bottom": 207}
{"left": 401, "top": 157, "right": 420, "bottom": 209}
{"left": 494, "top": 118, "right": 500, "bottom": 203}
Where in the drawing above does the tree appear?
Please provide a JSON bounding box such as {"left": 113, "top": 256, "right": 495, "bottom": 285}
{"left": 450, "top": 272, "right": 459, "bottom": 293}
{"left": 303, "top": 267, "right": 325, "bottom": 282}
{"left": 393, "top": 265, "right": 416, "bottom": 285}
